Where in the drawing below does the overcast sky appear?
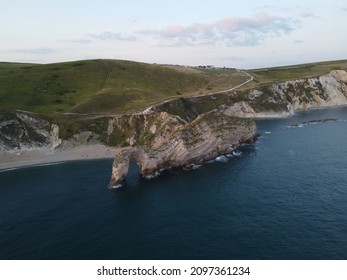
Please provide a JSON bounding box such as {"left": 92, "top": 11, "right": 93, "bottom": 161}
{"left": 1, "top": 0, "right": 347, "bottom": 68}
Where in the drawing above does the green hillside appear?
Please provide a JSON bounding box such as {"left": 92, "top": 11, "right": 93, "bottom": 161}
{"left": 1, "top": 59, "right": 346, "bottom": 115}
{"left": 244, "top": 59, "right": 347, "bottom": 89}
{"left": 0, "top": 59, "right": 239, "bottom": 114}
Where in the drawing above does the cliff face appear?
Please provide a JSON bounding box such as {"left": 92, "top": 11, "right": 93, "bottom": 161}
{"left": 155, "top": 70, "right": 347, "bottom": 119}
{"left": 0, "top": 111, "right": 102, "bottom": 152}
{"left": 109, "top": 110, "right": 257, "bottom": 187}
{"left": 224, "top": 70, "right": 347, "bottom": 118}
{"left": 0, "top": 111, "right": 54, "bottom": 151}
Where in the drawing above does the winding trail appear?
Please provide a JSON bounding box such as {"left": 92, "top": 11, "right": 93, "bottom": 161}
{"left": 219, "top": 70, "right": 254, "bottom": 93}
{"left": 100, "top": 59, "right": 112, "bottom": 91}
{"left": 143, "top": 69, "right": 254, "bottom": 113}
{"left": 63, "top": 68, "right": 254, "bottom": 117}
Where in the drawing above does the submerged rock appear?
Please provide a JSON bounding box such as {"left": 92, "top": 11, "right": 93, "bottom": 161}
{"left": 288, "top": 118, "right": 337, "bottom": 128}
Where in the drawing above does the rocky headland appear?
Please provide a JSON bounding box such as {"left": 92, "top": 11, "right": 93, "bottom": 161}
{"left": 108, "top": 110, "right": 258, "bottom": 187}
{"left": 1, "top": 69, "right": 347, "bottom": 186}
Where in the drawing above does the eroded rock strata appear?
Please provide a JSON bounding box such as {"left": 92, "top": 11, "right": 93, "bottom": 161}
{"left": 109, "top": 110, "right": 258, "bottom": 187}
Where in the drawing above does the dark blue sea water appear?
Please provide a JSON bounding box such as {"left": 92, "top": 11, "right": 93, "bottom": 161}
{"left": 1, "top": 106, "right": 347, "bottom": 260}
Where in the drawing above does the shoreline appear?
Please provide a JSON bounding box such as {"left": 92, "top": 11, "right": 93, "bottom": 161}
{"left": 2, "top": 105, "right": 346, "bottom": 173}
{"left": 0, "top": 144, "right": 119, "bottom": 172}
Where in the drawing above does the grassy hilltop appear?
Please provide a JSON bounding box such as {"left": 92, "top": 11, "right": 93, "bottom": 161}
{"left": 0, "top": 59, "right": 247, "bottom": 115}
{"left": 245, "top": 60, "right": 347, "bottom": 89}
{"left": 1, "top": 59, "right": 347, "bottom": 115}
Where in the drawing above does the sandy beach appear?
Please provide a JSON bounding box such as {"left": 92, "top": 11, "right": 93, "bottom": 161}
{"left": 0, "top": 144, "right": 119, "bottom": 171}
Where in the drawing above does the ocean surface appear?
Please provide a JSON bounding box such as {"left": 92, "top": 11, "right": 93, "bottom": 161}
{"left": 1, "top": 106, "right": 347, "bottom": 260}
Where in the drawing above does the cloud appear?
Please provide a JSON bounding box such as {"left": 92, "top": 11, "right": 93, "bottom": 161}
{"left": 220, "top": 56, "right": 246, "bottom": 62}
{"left": 60, "top": 39, "right": 92, "bottom": 44}
{"left": 137, "top": 13, "right": 298, "bottom": 47}
{"left": 10, "top": 48, "right": 56, "bottom": 54}
{"left": 299, "top": 12, "right": 320, "bottom": 19}
{"left": 88, "top": 31, "right": 138, "bottom": 41}
{"left": 293, "top": 39, "right": 304, "bottom": 44}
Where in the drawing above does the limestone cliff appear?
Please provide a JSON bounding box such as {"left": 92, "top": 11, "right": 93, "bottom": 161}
{"left": 0, "top": 111, "right": 57, "bottom": 151}
{"left": 155, "top": 70, "right": 347, "bottom": 119}
{"left": 220, "top": 70, "right": 347, "bottom": 118}
{"left": 109, "top": 110, "right": 257, "bottom": 187}
{"left": 0, "top": 111, "right": 102, "bottom": 152}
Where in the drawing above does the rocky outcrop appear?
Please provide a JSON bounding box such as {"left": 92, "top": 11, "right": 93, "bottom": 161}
{"left": 109, "top": 110, "right": 258, "bottom": 187}
{"left": 0, "top": 111, "right": 104, "bottom": 152}
{"left": 287, "top": 118, "right": 337, "bottom": 128}
{"left": 154, "top": 70, "right": 347, "bottom": 119}
{"left": 231, "top": 70, "right": 347, "bottom": 117}
{"left": 0, "top": 110, "right": 59, "bottom": 151}
{"left": 48, "top": 124, "right": 62, "bottom": 149}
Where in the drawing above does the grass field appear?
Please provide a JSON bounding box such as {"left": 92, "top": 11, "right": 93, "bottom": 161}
{"left": 243, "top": 59, "right": 347, "bottom": 89}
{"left": 0, "top": 59, "right": 346, "bottom": 115}
{"left": 0, "top": 59, "right": 249, "bottom": 114}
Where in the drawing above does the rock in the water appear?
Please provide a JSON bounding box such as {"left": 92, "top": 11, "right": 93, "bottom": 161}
{"left": 288, "top": 118, "right": 337, "bottom": 128}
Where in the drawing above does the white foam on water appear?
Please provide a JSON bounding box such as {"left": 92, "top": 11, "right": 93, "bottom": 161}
{"left": 0, "top": 162, "right": 64, "bottom": 173}
{"left": 109, "top": 184, "right": 123, "bottom": 189}
{"left": 145, "top": 171, "right": 160, "bottom": 180}
{"left": 215, "top": 155, "right": 229, "bottom": 162}
{"left": 191, "top": 164, "right": 202, "bottom": 170}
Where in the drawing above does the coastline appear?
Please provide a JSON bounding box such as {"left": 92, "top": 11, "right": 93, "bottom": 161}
{"left": 2, "top": 104, "right": 346, "bottom": 173}
{"left": 0, "top": 144, "right": 119, "bottom": 172}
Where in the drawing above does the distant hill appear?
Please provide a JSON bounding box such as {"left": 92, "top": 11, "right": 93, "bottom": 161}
{"left": 1, "top": 58, "right": 347, "bottom": 115}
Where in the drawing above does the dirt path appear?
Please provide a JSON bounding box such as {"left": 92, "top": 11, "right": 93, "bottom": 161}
{"left": 143, "top": 70, "right": 254, "bottom": 113}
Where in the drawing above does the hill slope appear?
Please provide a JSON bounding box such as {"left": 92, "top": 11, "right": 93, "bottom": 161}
{"left": 1, "top": 59, "right": 347, "bottom": 115}
{"left": 0, "top": 59, "right": 242, "bottom": 114}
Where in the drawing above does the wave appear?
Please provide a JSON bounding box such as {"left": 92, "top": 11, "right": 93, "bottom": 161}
{"left": 0, "top": 167, "right": 18, "bottom": 173}
{"left": 215, "top": 155, "right": 229, "bottom": 162}
{"left": 191, "top": 164, "right": 202, "bottom": 170}
{"left": 145, "top": 171, "right": 161, "bottom": 180}
{"left": 0, "top": 161, "right": 64, "bottom": 173}
{"left": 108, "top": 184, "right": 123, "bottom": 190}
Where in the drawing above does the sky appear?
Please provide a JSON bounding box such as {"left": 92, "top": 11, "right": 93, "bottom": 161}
{"left": 1, "top": 0, "right": 347, "bottom": 68}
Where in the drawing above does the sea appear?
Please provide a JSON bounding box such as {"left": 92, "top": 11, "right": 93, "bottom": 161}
{"left": 1, "top": 106, "right": 347, "bottom": 260}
